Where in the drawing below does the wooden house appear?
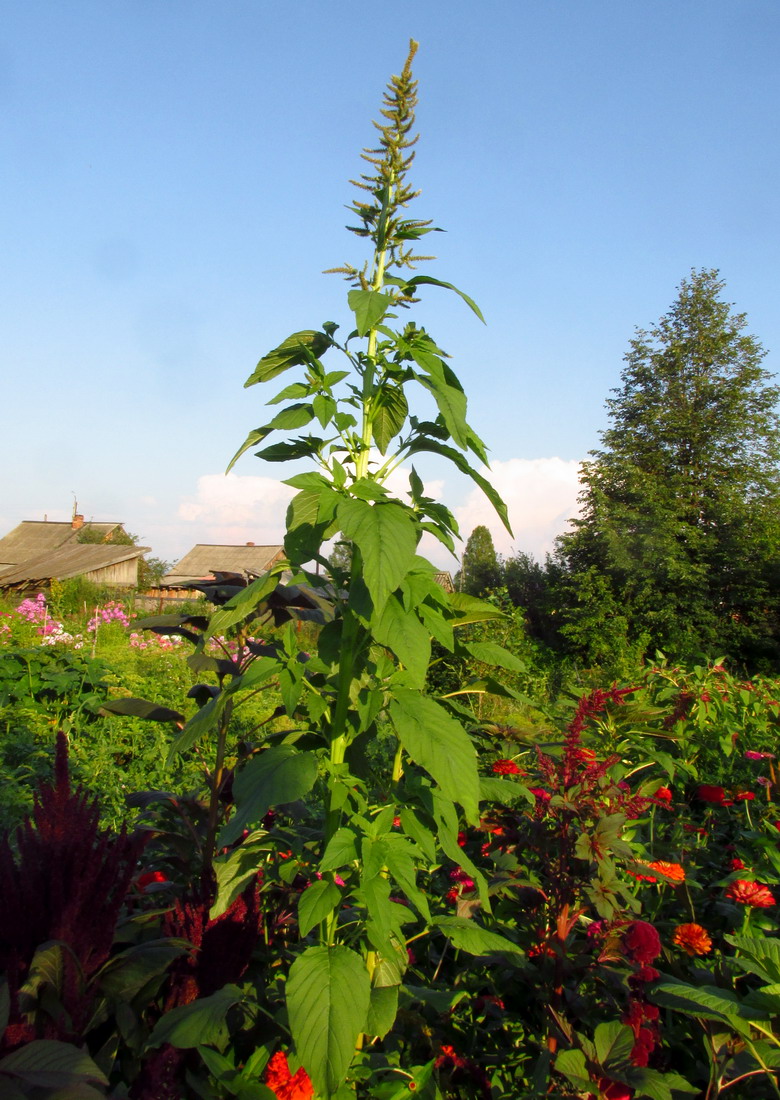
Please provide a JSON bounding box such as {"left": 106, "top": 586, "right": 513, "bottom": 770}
{"left": 145, "top": 543, "right": 286, "bottom": 603}
{"left": 0, "top": 516, "right": 131, "bottom": 573}
{"left": 0, "top": 544, "right": 149, "bottom": 594}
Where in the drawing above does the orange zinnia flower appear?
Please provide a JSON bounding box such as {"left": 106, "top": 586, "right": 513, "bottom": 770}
{"left": 726, "top": 880, "right": 775, "bottom": 908}
{"left": 647, "top": 860, "right": 685, "bottom": 883}
{"left": 672, "top": 923, "right": 713, "bottom": 956}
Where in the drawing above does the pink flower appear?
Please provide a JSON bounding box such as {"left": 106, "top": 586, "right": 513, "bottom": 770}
{"left": 745, "top": 750, "right": 775, "bottom": 760}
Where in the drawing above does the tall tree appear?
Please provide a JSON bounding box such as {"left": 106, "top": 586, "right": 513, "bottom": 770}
{"left": 459, "top": 525, "right": 503, "bottom": 595}
{"left": 558, "top": 269, "right": 780, "bottom": 667}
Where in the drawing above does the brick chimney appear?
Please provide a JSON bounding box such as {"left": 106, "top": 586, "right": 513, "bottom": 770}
{"left": 72, "top": 514, "right": 84, "bottom": 530}
{"left": 246, "top": 541, "right": 255, "bottom": 546}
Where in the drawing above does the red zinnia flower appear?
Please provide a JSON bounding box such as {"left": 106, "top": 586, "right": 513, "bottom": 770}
{"left": 492, "top": 759, "right": 521, "bottom": 775}
{"left": 725, "top": 880, "right": 775, "bottom": 908}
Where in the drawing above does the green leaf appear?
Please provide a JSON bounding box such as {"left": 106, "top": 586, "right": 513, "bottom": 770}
{"left": 245, "top": 330, "right": 331, "bottom": 386}
{"left": 338, "top": 500, "right": 417, "bottom": 612}
{"left": 298, "top": 879, "right": 342, "bottom": 938}
{"left": 434, "top": 916, "right": 523, "bottom": 960}
{"left": 412, "top": 357, "right": 469, "bottom": 450}
{"left": 347, "top": 289, "right": 392, "bottom": 336}
{"left": 595, "top": 1020, "right": 635, "bottom": 1069}
{"left": 207, "top": 571, "right": 281, "bottom": 638}
{"left": 406, "top": 437, "right": 512, "bottom": 534}
{"left": 220, "top": 745, "right": 318, "bottom": 846}
{"left": 210, "top": 838, "right": 267, "bottom": 919}
{"left": 99, "top": 697, "right": 185, "bottom": 724}
{"left": 652, "top": 982, "right": 755, "bottom": 1036}
{"left": 286, "top": 945, "right": 371, "bottom": 1098}
{"left": 447, "top": 591, "right": 505, "bottom": 625}
{"left": 0, "top": 1041, "right": 108, "bottom": 1089}
{"left": 372, "top": 384, "right": 409, "bottom": 454}
{"left": 479, "top": 776, "right": 533, "bottom": 805}
{"left": 168, "top": 691, "right": 228, "bottom": 760}
{"left": 462, "top": 640, "right": 526, "bottom": 673}
{"left": 320, "top": 827, "right": 359, "bottom": 871}
{"left": 553, "top": 1048, "right": 592, "bottom": 1091}
{"left": 98, "top": 939, "right": 191, "bottom": 1003}
{"left": 365, "top": 985, "right": 399, "bottom": 1040}
{"left": 385, "top": 274, "right": 484, "bottom": 323}
{"left": 390, "top": 689, "right": 479, "bottom": 823}
{"left": 256, "top": 438, "right": 324, "bottom": 463}
{"left": 372, "top": 595, "right": 431, "bottom": 687}
{"left": 146, "top": 985, "right": 243, "bottom": 1051}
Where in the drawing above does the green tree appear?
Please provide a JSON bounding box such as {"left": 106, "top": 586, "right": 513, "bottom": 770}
{"left": 558, "top": 269, "right": 780, "bottom": 667}
{"left": 458, "top": 524, "right": 503, "bottom": 595}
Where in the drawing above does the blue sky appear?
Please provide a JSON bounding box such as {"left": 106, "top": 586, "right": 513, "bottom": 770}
{"left": 3, "top": 1, "right": 779, "bottom": 570}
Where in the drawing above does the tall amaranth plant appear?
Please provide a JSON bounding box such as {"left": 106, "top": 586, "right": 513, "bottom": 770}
{"left": 134, "top": 42, "right": 518, "bottom": 1099}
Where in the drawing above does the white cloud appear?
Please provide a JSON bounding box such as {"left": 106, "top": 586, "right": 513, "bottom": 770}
{"left": 453, "top": 457, "right": 582, "bottom": 562}
{"left": 169, "top": 461, "right": 580, "bottom": 570}
{"left": 177, "top": 473, "right": 295, "bottom": 545}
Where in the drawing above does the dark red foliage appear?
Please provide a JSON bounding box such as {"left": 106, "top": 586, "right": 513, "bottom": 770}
{"left": 160, "top": 875, "right": 264, "bottom": 1010}
{"left": 0, "top": 732, "right": 145, "bottom": 1049}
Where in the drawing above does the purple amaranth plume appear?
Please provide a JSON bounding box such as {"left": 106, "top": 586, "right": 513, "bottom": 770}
{"left": 0, "top": 731, "right": 145, "bottom": 1050}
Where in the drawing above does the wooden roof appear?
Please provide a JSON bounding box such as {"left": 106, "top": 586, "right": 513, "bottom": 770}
{"left": 163, "top": 544, "right": 285, "bottom": 585}
{"left": 0, "top": 544, "right": 149, "bottom": 589}
{"left": 0, "top": 520, "right": 126, "bottom": 567}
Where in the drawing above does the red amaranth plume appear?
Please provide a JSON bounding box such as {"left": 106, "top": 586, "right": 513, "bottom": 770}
{"left": 0, "top": 731, "right": 145, "bottom": 1049}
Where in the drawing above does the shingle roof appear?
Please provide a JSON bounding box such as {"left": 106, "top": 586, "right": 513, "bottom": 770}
{"left": 0, "top": 545, "right": 148, "bottom": 588}
{"left": 0, "top": 520, "right": 125, "bottom": 568}
{"left": 163, "top": 544, "right": 285, "bottom": 586}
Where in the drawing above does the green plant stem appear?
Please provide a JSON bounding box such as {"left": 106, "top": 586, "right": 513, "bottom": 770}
{"left": 204, "top": 700, "right": 232, "bottom": 873}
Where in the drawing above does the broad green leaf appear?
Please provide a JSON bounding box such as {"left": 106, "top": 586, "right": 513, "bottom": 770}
{"left": 553, "top": 1048, "right": 591, "bottom": 1091}
{"left": 462, "top": 640, "right": 526, "bottom": 673}
{"left": 97, "top": 939, "right": 190, "bottom": 1003}
{"left": 479, "top": 776, "right": 533, "bottom": 805}
{"left": 313, "top": 394, "right": 337, "bottom": 428}
{"left": 726, "top": 934, "right": 780, "bottom": 984}
{"left": 652, "top": 982, "right": 755, "bottom": 1036}
{"left": 406, "top": 437, "right": 512, "bottom": 534}
{"left": 220, "top": 746, "right": 318, "bottom": 845}
{"left": 244, "top": 330, "right": 331, "bottom": 387}
{"left": 347, "top": 289, "right": 392, "bottom": 336}
{"left": 146, "top": 985, "right": 243, "bottom": 1051}
{"left": 267, "top": 380, "right": 311, "bottom": 405}
{"left": 284, "top": 471, "right": 333, "bottom": 491}
{"left": 299, "top": 879, "right": 342, "bottom": 938}
{"left": 365, "top": 985, "right": 399, "bottom": 1039}
{"left": 99, "top": 698, "right": 184, "bottom": 724}
{"left": 390, "top": 689, "right": 479, "bottom": 823}
{"left": 447, "top": 591, "right": 505, "bottom": 625}
{"left": 338, "top": 499, "right": 417, "bottom": 612}
{"left": 372, "top": 595, "right": 430, "bottom": 687}
{"left": 0, "top": 1041, "right": 108, "bottom": 1089}
{"left": 286, "top": 945, "right": 371, "bottom": 1097}
{"left": 372, "top": 384, "right": 409, "bottom": 454}
{"left": 320, "top": 827, "right": 359, "bottom": 871}
{"left": 211, "top": 838, "right": 267, "bottom": 919}
{"left": 382, "top": 837, "right": 431, "bottom": 922}
{"left": 435, "top": 916, "right": 523, "bottom": 960}
{"left": 595, "top": 1020, "right": 635, "bottom": 1069}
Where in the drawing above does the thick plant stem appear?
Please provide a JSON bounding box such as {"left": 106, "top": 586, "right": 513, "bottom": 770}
{"left": 204, "top": 699, "right": 232, "bottom": 873}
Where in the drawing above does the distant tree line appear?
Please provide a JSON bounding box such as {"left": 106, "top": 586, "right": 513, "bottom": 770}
{"left": 457, "top": 270, "right": 780, "bottom": 673}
